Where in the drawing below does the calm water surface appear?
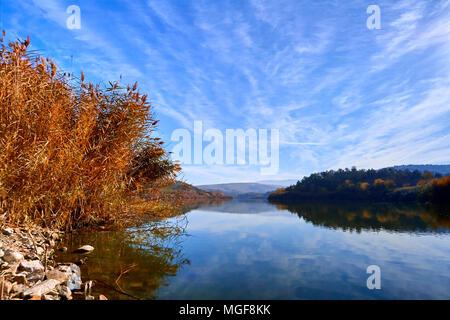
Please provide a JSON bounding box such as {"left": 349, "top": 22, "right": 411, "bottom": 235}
{"left": 56, "top": 200, "right": 450, "bottom": 299}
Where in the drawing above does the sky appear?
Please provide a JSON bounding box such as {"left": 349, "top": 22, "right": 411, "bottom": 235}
{"left": 1, "top": 0, "right": 450, "bottom": 185}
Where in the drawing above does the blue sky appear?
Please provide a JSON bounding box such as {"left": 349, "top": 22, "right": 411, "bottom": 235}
{"left": 2, "top": 0, "right": 449, "bottom": 185}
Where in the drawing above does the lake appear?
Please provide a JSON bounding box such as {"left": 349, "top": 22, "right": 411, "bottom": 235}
{"left": 56, "top": 200, "right": 450, "bottom": 299}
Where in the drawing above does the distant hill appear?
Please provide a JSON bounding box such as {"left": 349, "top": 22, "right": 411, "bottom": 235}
{"left": 388, "top": 165, "right": 450, "bottom": 175}
{"left": 196, "top": 183, "right": 281, "bottom": 198}
{"left": 154, "top": 181, "right": 231, "bottom": 202}
{"left": 256, "top": 179, "right": 299, "bottom": 187}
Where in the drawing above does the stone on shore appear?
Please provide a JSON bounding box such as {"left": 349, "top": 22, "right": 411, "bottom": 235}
{"left": 19, "top": 260, "right": 45, "bottom": 274}
{"left": 3, "top": 249, "right": 24, "bottom": 263}
{"left": 45, "top": 269, "right": 68, "bottom": 284}
{"left": 52, "top": 264, "right": 82, "bottom": 290}
{"left": 11, "top": 283, "right": 28, "bottom": 296}
{"left": 57, "top": 285, "right": 72, "bottom": 300}
{"left": 23, "top": 279, "right": 60, "bottom": 298}
{"left": 2, "top": 227, "right": 14, "bottom": 236}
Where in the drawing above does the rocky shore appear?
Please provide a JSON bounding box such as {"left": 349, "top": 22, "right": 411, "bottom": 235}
{"left": 0, "top": 225, "right": 105, "bottom": 300}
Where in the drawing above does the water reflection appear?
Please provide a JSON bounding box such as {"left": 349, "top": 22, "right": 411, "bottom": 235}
{"left": 196, "top": 200, "right": 277, "bottom": 214}
{"left": 56, "top": 201, "right": 450, "bottom": 300}
{"left": 273, "top": 202, "right": 450, "bottom": 233}
{"left": 56, "top": 218, "right": 189, "bottom": 299}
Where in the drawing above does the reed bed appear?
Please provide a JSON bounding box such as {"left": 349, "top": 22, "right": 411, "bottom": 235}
{"left": 0, "top": 33, "right": 180, "bottom": 230}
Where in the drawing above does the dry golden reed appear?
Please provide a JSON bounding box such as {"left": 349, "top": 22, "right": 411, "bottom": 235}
{"left": 0, "top": 34, "right": 180, "bottom": 230}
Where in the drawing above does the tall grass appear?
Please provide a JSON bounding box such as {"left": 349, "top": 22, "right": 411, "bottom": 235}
{"left": 0, "top": 34, "right": 180, "bottom": 229}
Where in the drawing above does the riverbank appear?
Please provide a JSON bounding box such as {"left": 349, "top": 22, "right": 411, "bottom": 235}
{"left": 0, "top": 225, "right": 104, "bottom": 300}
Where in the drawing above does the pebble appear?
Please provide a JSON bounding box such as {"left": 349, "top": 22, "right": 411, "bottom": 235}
{"left": 2, "top": 227, "right": 14, "bottom": 236}
{"left": 19, "top": 260, "right": 45, "bottom": 274}
{"left": 74, "top": 245, "right": 94, "bottom": 253}
{"left": 11, "top": 283, "right": 28, "bottom": 295}
{"left": 3, "top": 249, "right": 24, "bottom": 263}
{"left": 0, "top": 248, "right": 4, "bottom": 258}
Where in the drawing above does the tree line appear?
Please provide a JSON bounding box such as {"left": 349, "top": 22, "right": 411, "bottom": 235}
{"left": 268, "top": 167, "right": 450, "bottom": 204}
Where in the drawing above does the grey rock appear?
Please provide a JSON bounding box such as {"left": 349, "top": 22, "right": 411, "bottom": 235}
{"left": 3, "top": 249, "right": 24, "bottom": 263}
{"left": 11, "top": 283, "right": 28, "bottom": 295}
{"left": 74, "top": 245, "right": 94, "bottom": 253}
{"left": 23, "top": 279, "right": 60, "bottom": 297}
{"left": 26, "top": 273, "right": 43, "bottom": 284}
{"left": 19, "top": 260, "right": 44, "bottom": 274}
{"left": 55, "top": 264, "right": 82, "bottom": 290}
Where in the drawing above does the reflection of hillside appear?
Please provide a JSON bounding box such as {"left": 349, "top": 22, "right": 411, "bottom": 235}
{"left": 275, "top": 203, "right": 450, "bottom": 233}
{"left": 195, "top": 200, "right": 277, "bottom": 214}
{"left": 56, "top": 220, "right": 188, "bottom": 299}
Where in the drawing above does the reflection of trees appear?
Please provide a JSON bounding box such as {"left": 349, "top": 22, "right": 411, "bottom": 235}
{"left": 56, "top": 217, "right": 189, "bottom": 299}
{"left": 274, "top": 203, "right": 450, "bottom": 233}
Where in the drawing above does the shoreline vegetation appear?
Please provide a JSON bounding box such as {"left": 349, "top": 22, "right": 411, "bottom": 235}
{"left": 268, "top": 167, "right": 450, "bottom": 205}
{"left": 0, "top": 34, "right": 184, "bottom": 230}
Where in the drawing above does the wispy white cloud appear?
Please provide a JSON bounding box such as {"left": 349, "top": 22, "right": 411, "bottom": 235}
{"left": 3, "top": 0, "right": 449, "bottom": 184}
